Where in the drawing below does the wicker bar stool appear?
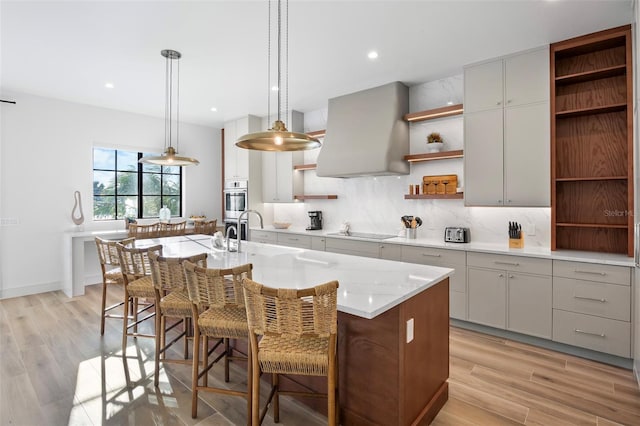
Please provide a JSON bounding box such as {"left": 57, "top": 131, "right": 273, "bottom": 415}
{"left": 117, "top": 243, "right": 163, "bottom": 353}
{"left": 148, "top": 251, "right": 208, "bottom": 387}
{"left": 242, "top": 278, "right": 339, "bottom": 426}
{"left": 193, "top": 219, "right": 217, "bottom": 235}
{"left": 183, "top": 261, "right": 253, "bottom": 422}
{"left": 127, "top": 222, "right": 160, "bottom": 239}
{"left": 159, "top": 221, "right": 187, "bottom": 237}
{"left": 94, "top": 236, "right": 135, "bottom": 335}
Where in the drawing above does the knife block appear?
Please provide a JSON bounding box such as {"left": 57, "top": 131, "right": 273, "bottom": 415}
{"left": 509, "top": 235, "right": 524, "bottom": 249}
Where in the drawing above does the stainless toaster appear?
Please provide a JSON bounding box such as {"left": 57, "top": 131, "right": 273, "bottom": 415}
{"left": 444, "top": 227, "right": 470, "bottom": 243}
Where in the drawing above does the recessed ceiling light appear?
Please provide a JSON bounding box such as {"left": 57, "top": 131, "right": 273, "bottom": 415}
{"left": 271, "top": 86, "right": 279, "bottom": 91}
{"left": 447, "top": 101, "right": 454, "bottom": 105}
{"left": 368, "top": 51, "right": 379, "bottom": 60}
{"left": 210, "top": 107, "right": 217, "bottom": 112}
{"left": 104, "top": 82, "right": 114, "bottom": 89}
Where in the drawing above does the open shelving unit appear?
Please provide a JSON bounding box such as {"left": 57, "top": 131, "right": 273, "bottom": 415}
{"left": 293, "top": 195, "right": 338, "bottom": 201}
{"left": 550, "top": 25, "right": 633, "bottom": 256}
{"left": 404, "top": 149, "right": 463, "bottom": 163}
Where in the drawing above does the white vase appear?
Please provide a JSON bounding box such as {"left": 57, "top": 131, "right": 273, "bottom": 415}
{"left": 426, "top": 142, "right": 444, "bottom": 153}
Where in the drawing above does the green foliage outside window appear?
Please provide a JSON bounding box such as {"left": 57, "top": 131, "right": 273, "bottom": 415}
{"left": 92, "top": 148, "right": 182, "bottom": 220}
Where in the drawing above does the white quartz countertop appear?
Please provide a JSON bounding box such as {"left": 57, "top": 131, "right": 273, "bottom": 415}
{"left": 251, "top": 226, "right": 635, "bottom": 267}
{"left": 136, "top": 235, "right": 453, "bottom": 319}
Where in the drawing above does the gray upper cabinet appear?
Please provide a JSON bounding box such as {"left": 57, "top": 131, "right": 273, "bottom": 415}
{"left": 224, "top": 115, "right": 262, "bottom": 181}
{"left": 464, "top": 46, "right": 550, "bottom": 207}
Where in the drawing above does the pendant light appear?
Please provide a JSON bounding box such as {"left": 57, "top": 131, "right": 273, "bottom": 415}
{"left": 236, "top": 0, "right": 321, "bottom": 151}
{"left": 140, "top": 49, "right": 199, "bottom": 166}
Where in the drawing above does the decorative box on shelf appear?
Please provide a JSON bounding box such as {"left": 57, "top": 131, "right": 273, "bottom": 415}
{"left": 423, "top": 175, "right": 458, "bottom": 195}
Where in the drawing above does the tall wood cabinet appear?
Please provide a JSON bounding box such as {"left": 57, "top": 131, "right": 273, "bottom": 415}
{"left": 550, "top": 25, "right": 633, "bottom": 256}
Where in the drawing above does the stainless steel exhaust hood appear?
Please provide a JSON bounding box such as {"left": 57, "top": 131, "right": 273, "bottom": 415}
{"left": 316, "top": 81, "right": 410, "bottom": 178}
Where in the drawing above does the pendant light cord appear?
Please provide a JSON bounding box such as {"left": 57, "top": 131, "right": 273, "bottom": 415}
{"left": 267, "top": 0, "right": 271, "bottom": 124}
{"left": 165, "top": 53, "right": 170, "bottom": 153}
{"left": 285, "top": 0, "right": 289, "bottom": 123}
{"left": 176, "top": 57, "right": 180, "bottom": 154}
{"left": 276, "top": 0, "right": 282, "bottom": 122}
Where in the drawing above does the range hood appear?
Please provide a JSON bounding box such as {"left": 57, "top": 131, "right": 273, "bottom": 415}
{"left": 316, "top": 81, "right": 410, "bottom": 178}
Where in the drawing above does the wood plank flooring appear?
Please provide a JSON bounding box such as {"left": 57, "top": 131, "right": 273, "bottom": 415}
{"left": 1, "top": 283, "right": 639, "bottom": 425}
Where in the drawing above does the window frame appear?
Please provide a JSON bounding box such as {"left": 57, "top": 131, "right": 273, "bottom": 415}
{"left": 92, "top": 148, "right": 183, "bottom": 221}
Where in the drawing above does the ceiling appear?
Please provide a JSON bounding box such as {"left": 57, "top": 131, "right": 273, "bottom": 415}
{"left": 1, "top": 1, "right": 634, "bottom": 129}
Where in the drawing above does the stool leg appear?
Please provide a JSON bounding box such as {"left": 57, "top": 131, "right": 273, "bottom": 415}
{"left": 202, "top": 335, "right": 209, "bottom": 387}
{"left": 121, "top": 290, "right": 130, "bottom": 353}
{"left": 154, "top": 309, "right": 162, "bottom": 387}
{"left": 250, "top": 337, "right": 260, "bottom": 426}
{"left": 191, "top": 325, "right": 200, "bottom": 418}
{"left": 100, "top": 280, "right": 108, "bottom": 335}
{"left": 224, "top": 338, "right": 230, "bottom": 382}
{"left": 273, "top": 373, "right": 279, "bottom": 423}
{"left": 246, "top": 345, "right": 252, "bottom": 426}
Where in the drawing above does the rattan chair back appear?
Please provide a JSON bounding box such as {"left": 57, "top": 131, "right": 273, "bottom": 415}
{"left": 148, "top": 252, "right": 207, "bottom": 293}
{"left": 117, "top": 243, "right": 163, "bottom": 280}
{"left": 95, "top": 236, "right": 135, "bottom": 269}
{"left": 127, "top": 222, "right": 160, "bottom": 239}
{"left": 184, "top": 262, "right": 252, "bottom": 311}
{"left": 193, "top": 219, "right": 217, "bottom": 235}
{"left": 242, "top": 279, "right": 339, "bottom": 338}
{"left": 159, "top": 221, "right": 187, "bottom": 237}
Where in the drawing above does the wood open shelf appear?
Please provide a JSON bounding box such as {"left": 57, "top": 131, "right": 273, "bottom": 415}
{"left": 293, "top": 163, "right": 317, "bottom": 171}
{"left": 404, "top": 104, "right": 464, "bottom": 122}
{"left": 551, "top": 25, "right": 633, "bottom": 256}
{"left": 306, "top": 130, "right": 326, "bottom": 138}
{"left": 404, "top": 193, "right": 463, "bottom": 200}
{"left": 293, "top": 195, "right": 338, "bottom": 200}
{"left": 404, "top": 150, "right": 463, "bottom": 163}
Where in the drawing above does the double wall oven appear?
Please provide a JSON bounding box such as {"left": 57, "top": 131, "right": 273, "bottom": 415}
{"left": 224, "top": 180, "right": 248, "bottom": 240}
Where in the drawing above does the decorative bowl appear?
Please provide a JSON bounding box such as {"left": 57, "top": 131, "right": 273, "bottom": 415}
{"left": 273, "top": 222, "right": 292, "bottom": 229}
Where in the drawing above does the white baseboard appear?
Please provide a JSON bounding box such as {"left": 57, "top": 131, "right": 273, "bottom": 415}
{"left": 0, "top": 280, "right": 62, "bottom": 300}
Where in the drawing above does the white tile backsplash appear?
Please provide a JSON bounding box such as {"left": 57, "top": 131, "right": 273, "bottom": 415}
{"left": 271, "top": 75, "right": 551, "bottom": 248}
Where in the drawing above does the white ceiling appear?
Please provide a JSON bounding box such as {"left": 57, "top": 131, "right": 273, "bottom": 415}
{"left": 1, "top": 0, "right": 634, "bottom": 129}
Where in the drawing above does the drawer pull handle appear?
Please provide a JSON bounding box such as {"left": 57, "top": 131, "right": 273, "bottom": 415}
{"left": 574, "top": 269, "right": 606, "bottom": 276}
{"left": 422, "top": 253, "right": 442, "bottom": 257}
{"left": 494, "top": 261, "right": 519, "bottom": 266}
{"left": 573, "top": 295, "right": 606, "bottom": 303}
{"left": 289, "top": 238, "right": 299, "bottom": 241}
{"left": 574, "top": 329, "right": 606, "bottom": 338}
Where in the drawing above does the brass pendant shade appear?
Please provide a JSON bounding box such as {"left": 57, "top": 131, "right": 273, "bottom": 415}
{"left": 236, "top": 120, "right": 321, "bottom": 151}
{"left": 236, "top": 0, "right": 321, "bottom": 152}
{"left": 140, "top": 49, "right": 199, "bottom": 166}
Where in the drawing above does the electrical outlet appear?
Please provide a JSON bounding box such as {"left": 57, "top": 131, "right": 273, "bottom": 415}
{"left": 406, "top": 318, "right": 414, "bottom": 343}
{"left": 526, "top": 222, "right": 536, "bottom": 236}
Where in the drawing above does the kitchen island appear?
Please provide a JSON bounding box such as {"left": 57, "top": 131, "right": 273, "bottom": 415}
{"left": 137, "top": 235, "right": 453, "bottom": 425}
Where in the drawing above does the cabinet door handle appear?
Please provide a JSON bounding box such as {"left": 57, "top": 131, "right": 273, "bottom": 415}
{"left": 574, "top": 329, "right": 606, "bottom": 338}
{"left": 289, "top": 238, "right": 299, "bottom": 241}
{"left": 507, "top": 99, "right": 512, "bottom": 104}
{"left": 422, "top": 253, "right": 441, "bottom": 257}
{"left": 574, "top": 269, "right": 606, "bottom": 276}
{"left": 573, "top": 294, "right": 606, "bottom": 303}
{"left": 498, "top": 273, "right": 504, "bottom": 278}
{"left": 497, "top": 200, "right": 502, "bottom": 204}
{"left": 508, "top": 274, "right": 514, "bottom": 278}
{"left": 507, "top": 199, "right": 512, "bottom": 203}
{"left": 494, "top": 261, "right": 520, "bottom": 266}
{"left": 496, "top": 101, "right": 502, "bottom": 105}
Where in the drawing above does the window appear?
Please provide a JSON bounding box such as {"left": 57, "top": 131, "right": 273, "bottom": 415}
{"left": 93, "top": 148, "right": 182, "bottom": 220}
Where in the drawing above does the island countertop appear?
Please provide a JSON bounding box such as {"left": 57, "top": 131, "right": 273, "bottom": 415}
{"left": 136, "top": 234, "right": 454, "bottom": 319}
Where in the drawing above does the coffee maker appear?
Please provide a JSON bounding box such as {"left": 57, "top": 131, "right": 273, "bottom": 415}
{"left": 307, "top": 211, "right": 323, "bottom": 230}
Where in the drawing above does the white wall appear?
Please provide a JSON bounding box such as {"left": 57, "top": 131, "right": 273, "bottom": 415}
{"left": 0, "top": 91, "right": 221, "bottom": 298}
{"left": 271, "top": 76, "right": 551, "bottom": 247}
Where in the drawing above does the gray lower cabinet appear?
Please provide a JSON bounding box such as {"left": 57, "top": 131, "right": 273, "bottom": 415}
{"left": 311, "top": 236, "right": 326, "bottom": 251}
{"left": 400, "top": 246, "right": 467, "bottom": 320}
{"left": 276, "top": 233, "right": 312, "bottom": 249}
{"left": 379, "top": 243, "right": 402, "bottom": 261}
{"left": 552, "top": 260, "right": 631, "bottom": 357}
{"left": 324, "top": 237, "right": 380, "bottom": 258}
{"left": 467, "top": 252, "right": 552, "bottom": 338}
{"left": 250, "top": 229, "right": 277, "bottom": 244}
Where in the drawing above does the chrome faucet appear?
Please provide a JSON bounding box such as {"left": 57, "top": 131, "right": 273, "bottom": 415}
{"left": 237, "top": 210, "right": 263, "bottom": 252}
{"left": 225, "top": 225, "right": 237, "bottom": 252}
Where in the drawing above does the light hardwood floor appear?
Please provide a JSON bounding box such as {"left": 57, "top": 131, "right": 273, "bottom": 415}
{"left": 1, "top": 283, "right": 639, "bottom": 425}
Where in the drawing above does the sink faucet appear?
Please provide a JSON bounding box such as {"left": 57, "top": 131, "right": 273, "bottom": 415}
{"left": 225, "top": 225, "right": 237, "bottom": 252}
{"left": 237, "top": 210, "right": 263, "bottom": 252}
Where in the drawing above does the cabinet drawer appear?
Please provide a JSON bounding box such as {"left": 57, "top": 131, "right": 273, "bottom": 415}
{"left": 250, "top": 230, "right": 277, "bottom": 243}
{"left": 553, "top": 260, "right": 630, "bottom": 286}
{"left": 325, "top": 238, "right": 379, "bottom": 258}
{"left": 311, "top": 236, "right": 326, "bottom": 251}
{"left": 553, "top": 277, "right": 630, "bottom": 322}
{"left": 467, "top": 252, "right": 551, "bottom": 275}
{"left": 552, "top": 309, "right": 630, "bottom": 358}
{"left": 401, "top": 246, "right": 466, "bottom": 266}
{"left": 277, "top": 233, "right": 311, "bottom": 249}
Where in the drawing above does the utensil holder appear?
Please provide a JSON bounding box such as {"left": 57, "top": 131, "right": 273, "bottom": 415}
{"left": 407, "top": 228, "right": 417, "bottom": 239}
{"left": 509, "top": 235, "right": 524, "bottom": 248}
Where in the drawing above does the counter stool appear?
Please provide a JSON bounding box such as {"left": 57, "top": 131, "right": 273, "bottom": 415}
{"left": 194, "top": 219, "right": 217, "bottom": 235}
{"left": 159, "top": 221, "right": 187, "bottom": 237}
{"left": 117, "top": 243, "right": 163, "bottom": 353}
{"left": 183, "top": 261, "right": 253, "bottom": 422}
{"left": 127, "top": 222, "right": 160, "bottom": 239}
{"left": 242, "top": 278, "right": 339, "bottom": 426}
{"left": 94, "top": 236, "right": 135, "bottom": 335}
{"left": 148, "top": 251, "right": 208, "bottom": 387}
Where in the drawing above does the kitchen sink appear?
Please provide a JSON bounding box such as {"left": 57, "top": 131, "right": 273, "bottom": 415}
{"left": 326, "top": 232, "right": 396, "bottom": 240}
